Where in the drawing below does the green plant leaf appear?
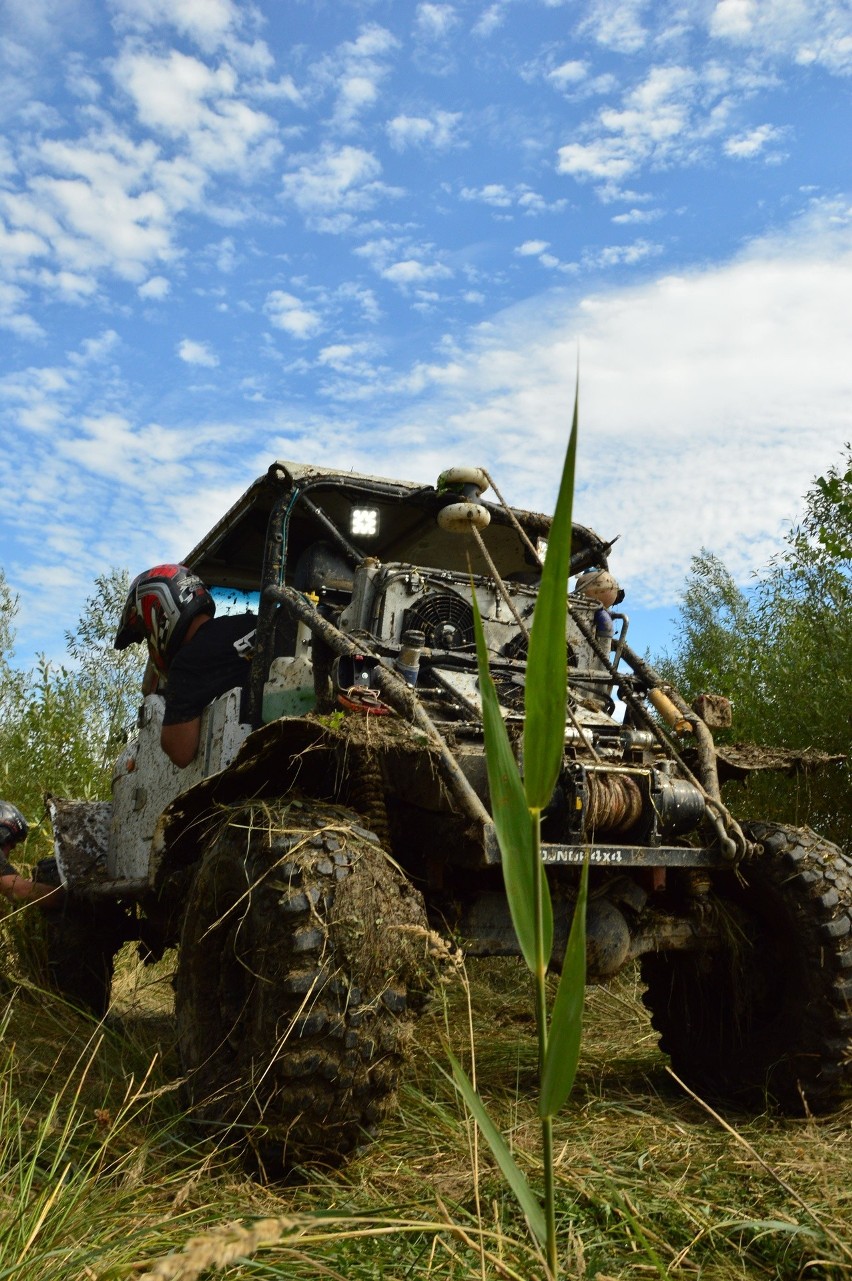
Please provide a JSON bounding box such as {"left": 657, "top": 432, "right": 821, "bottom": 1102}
{"left": 540, "top": 856, "right": 588, "bottom": 1117}
{"left": 524, "top": 383, "right": 578, "bottom": 811}
{"left": 472, "top": 589, "right": 551, "bottom": 971}
{"left": 444, "top": 1048, "right": 547, "bottom": 1246}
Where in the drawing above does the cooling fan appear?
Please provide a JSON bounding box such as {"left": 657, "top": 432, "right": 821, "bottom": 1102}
{"left": 402, "top": 591, "right": 475, "bottom": 650}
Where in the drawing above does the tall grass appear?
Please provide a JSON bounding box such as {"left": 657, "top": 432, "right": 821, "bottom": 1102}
{"left": 1, "top": 954, "right": 850, "bottom": 1281}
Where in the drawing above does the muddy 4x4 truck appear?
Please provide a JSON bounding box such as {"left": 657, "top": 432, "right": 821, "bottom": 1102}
{"left": 46, "top": 461, "right": 852, "bottom": 1167}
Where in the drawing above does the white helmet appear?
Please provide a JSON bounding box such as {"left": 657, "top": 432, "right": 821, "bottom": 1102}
{"left": 575, "top": 569, "right": 621, "bottom": 601}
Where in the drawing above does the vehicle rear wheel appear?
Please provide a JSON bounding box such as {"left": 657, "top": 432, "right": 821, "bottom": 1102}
{"left": 34, "top": 858, "right": 130, "bottom": 1018}
{"left": 641, "top": 823, "right": 852, "bottom": 1113}
{"left": 174, "top": 797, "right": 430, "bottom": 1171}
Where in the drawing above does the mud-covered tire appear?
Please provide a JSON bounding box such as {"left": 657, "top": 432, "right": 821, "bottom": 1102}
{"left": 641, "top": 823, "right": 852, "bottom": 1113}
{"left": 174, "top": 797, "right": 430, "bottom": 1171}
{"left": 44, "top": 905, "right": 118, "bottom": 1017}
{"left": 34, "top": 859, "right": 129, "bottom": 1018}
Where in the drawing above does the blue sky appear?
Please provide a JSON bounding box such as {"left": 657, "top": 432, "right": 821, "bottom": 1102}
{"left": 2, "top": 0, "right": 851, "bottom": 669}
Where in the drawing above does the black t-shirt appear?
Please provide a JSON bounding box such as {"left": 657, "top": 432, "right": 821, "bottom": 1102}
{"left": 162, "top": 613, "right": 257, "bottom": 726}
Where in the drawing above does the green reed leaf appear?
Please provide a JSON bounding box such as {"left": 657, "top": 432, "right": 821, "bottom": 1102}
{"left": 472, "top": 589, "right": 551, "bottom": 972}
{"left": 524, "top": 382, "right": 578, "bottom": 812}
{"left": 445, "top": 1048, "right": 547, "bottom": 1246}
{"left": 540, "top": 856, "right": 588, "bottom": 1118}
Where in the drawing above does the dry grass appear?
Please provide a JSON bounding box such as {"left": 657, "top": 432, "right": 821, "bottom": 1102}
{"left": 1, "top": 932, "right": 850, "bottom": 1281}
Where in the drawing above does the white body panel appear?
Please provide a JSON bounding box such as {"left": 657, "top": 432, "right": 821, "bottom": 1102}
{"left": 108, "top": 689, "right": 251, "bottom": 881}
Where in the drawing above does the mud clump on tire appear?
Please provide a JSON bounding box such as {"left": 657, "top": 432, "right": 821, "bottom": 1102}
{"left": 175, "top": 797, "right": 431, "bottom": 1172}
{"left": 328, "top": 835, "right": 430, "bottom": 999}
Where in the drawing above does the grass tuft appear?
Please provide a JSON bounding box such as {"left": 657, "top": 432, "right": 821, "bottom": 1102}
{"left": 0, "top": 943, "right": 850, "bottom": 1280}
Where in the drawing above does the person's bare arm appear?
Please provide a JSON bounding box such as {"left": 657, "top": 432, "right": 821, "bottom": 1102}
{"left": 161, "top": 718, "right": 202, "bottom": 768}
{"left": 0, "top": 873, "right": 63, "bottom": 907}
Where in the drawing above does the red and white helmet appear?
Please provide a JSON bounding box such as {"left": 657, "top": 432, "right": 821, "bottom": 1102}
{"left": 0, "top": 800, "right": 28, "bottom": 851}
{"left": 114, "top": 564, "right": 215, "bottom": 675}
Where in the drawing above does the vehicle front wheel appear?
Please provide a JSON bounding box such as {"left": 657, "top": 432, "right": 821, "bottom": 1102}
{"left": 174, "top": 797, "right": 430, "bottom": 1171}
{"left": 642, "top": 823, "right": 852, "bottom": 1113}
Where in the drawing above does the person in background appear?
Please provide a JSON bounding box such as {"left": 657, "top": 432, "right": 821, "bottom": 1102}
{"left": 0, "top": 801, "right": 63, "bottom": 907}
{"left": 114, "top": 564, "right": 256, "bottom": 768}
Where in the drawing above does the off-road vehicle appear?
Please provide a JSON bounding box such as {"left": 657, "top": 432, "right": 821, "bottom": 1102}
{"left": 46, "top": 461, "right": 852, "bottom": 1166}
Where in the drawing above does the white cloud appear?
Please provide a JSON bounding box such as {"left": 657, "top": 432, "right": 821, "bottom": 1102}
{"left": 548, "top": 60, "right": 588, "bottom": 89}
{"left": 556, "top": 62, "right": 757, "bottom": 188}
{"left": 264, "top": 290, "right": 323, "bottom": 338}
{"left": 0, "top": 0, "right": 85, "bottom": 122}
{"left": 472, "top": 3, "right": 510, "bottom": 37}
{"left": 0, "top": 216, "right": 47, "bottom": 263}
{"left": 0, "top": 131, "right": 192, "bottom": 287}
{"left": 109, "top": 0, "right": 238, "bottom": 44}
{"left": 0, "top": 139, "right": 16, "bottom": 179}
{"left": 0, "top": 282, "right": 44, "bottom": 337}
{"left": 317, "top": 343, "right": 356, "bottom": 368}
{"left": 517, "top": 189, "right": 569, "bottom": 215}
{"left": 516, "top": 239, "right": 550, "bottom": 256}
{"left": 1, "top": 35, "right": 282, "bottom": 312}
{"left": 354, "top": 236, "right": 453, "bottom": 291}
{"left": 211, "top": 237, "right": 237, "bottom": 273}
{"left": 35, "top": 267, "right": 98, "bottom": 299}
{"left": 558, "top": 136, "right": 638, "bottom": 182}
{"left": 339, "top": 75, "right": 378, "bottom": 117}
{"left": 351, "top": 199, "right": 852, "bottom": 607}
{"left": 314, "top": 341, "right": 383, "bottom": 391}
{"left": 251, "top": 74, "right": 304, "bottom": 105}
{"left": 460, "top": 182, "right": 566, "bottom": 214}
{"left": 584, "top": 238, "right": 662, "bottom": 267}
{"left": 710, "top": 0, "right": 755, "bottom": 40}
{"left": 138, "top": 274, "right": 171, "bottom": 299}
{"left": 115, "top": 48, "right": 280, "bottom": 174}
{"left": 65, "top": 54, "right": 101, "bottom": 102}
{"left": 280, "top": 145, "right": 401, "bottom": 232}
{"left": 461, "top": 182, "right": 514, "bottom": 207}
{"left": 709, "top": 0, "right": 852, "bottom": 74}
{"left": 336, "top": 280, "right": 382, "bottom": 323}
{"left": 177, "top": 338, "right": 219, "bottom": 365}
{"left": 723, "top": 123, "right": 786, "bottom": 158}
{"left": 611, "top": 207, "right": 663, "bottom": 224}
{"left": 381, "top": 259, "right": 453, "bottom": 285}
{"left": 0, "top": 339, "right": 251, "bottom": 642}
{"left": 415, "top": 4, "right": 458, "bottom": 38}
{"left": 7, "top": 201, "right": 852, "bottom": 659}
{"left": 386, "top": 110, "right": 462, "bottom": 151}
{"left": 317, "top": 23, "right": 398, "bottom": 130}
{"left": 579, "top": 0, "right": 650, "bottom": 54}
{"left": 600, "top": 65, "right": 694, "bottom": 145}
{"left": 70, "top": 329, "right": 119, "bottom": 364}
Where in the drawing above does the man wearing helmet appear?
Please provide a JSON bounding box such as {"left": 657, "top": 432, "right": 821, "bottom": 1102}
{"left": 115, "top": 565, "right": 256, "bottom": 768}
{"left": 0, "top": 801, "right": 62, "bottom": 906}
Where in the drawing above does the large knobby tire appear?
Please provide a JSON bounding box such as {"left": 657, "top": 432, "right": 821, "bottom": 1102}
{"left": 641, "top": 823, "right": 852, "bottom": 1113}
{"left": 44, "top": 903, "right": 121, "bottom": 1017}
{"left": 174, "top": 797, "right": 430, "bottom": 1171}
{"left": 33, "top": 860, "right": 130, "bottom": 1018}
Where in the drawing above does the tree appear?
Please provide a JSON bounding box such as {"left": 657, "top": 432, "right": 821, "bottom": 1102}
{"left": 64, "top": 569, "right": 148, "bottom": 767}
{"left": 659, "top": 550, "right": 757, "bottom": 711}
{"left": 0, "top": 574, "right": 24, "bottom": 736}
{"left": 0, "top": 569, "right": 18, "bottom": 668}
{"left": 662, "top": 447, "right": 852, "bottom": 847}
{"left": 0, "top": 569, "right": 146, "bottom": 861}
